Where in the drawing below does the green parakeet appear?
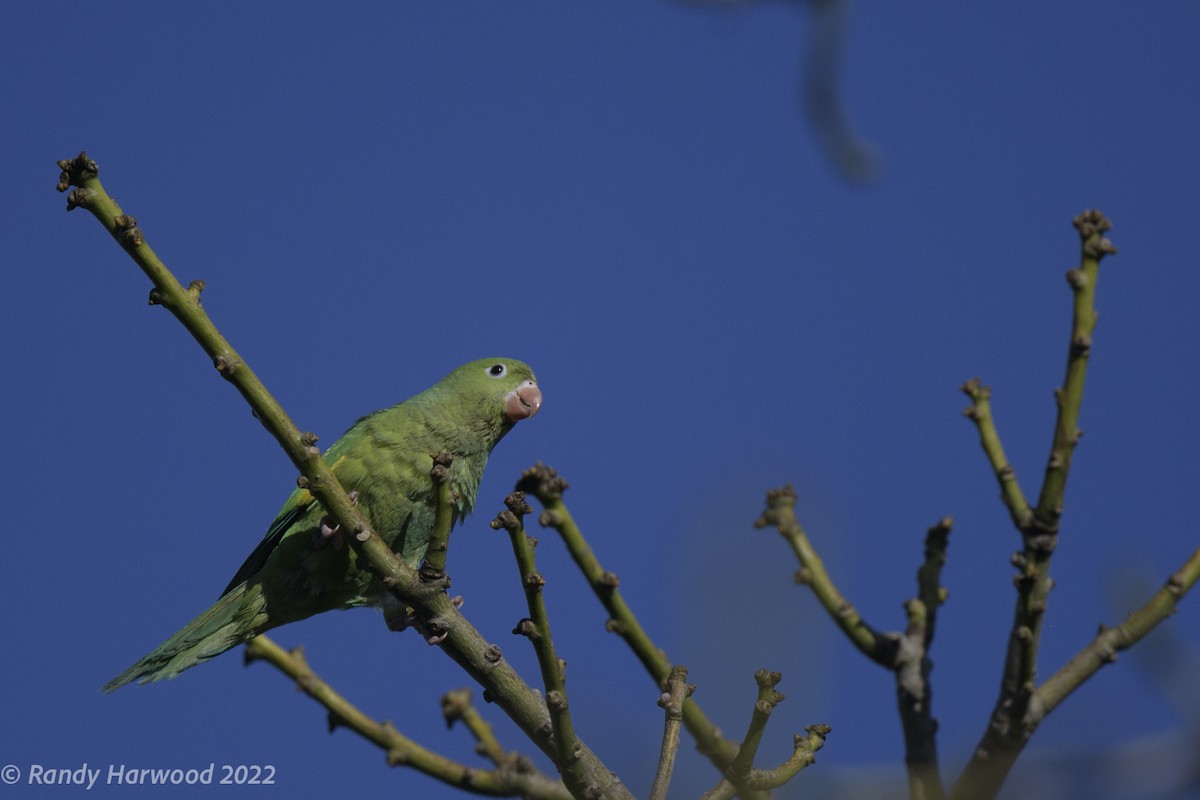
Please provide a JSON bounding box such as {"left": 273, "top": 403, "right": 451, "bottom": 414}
{"left": 103, "top": 358, "right": 542, "bottom": 691}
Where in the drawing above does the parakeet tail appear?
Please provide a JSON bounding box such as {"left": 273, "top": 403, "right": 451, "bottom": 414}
{"left": 102, "top": 581, "right": 269, "bottom": 692}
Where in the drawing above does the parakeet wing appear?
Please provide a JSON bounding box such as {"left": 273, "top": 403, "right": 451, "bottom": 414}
{"left": 219, "top": 488, "right": 315, "bottom": 596}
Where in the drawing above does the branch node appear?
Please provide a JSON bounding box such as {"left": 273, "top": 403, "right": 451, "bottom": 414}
{"left": 1073, "top": 208, "right": 1112, "bottom": 238}
{"left": 440, "top": 687, "right": 472, "bottom": 726}
{"left": 112, "top": 214, "right": 143, "bottom": 248}
{"left": 1070, "top": 333, "right": 1093, "bottom": 357}
{"left": 491, "top": 510, "right": 519, "bottom": 533}
{"left": 65, "top": 186, "right": 95, "bottom": 210}
{"left": 429, "top": 451, "right": 454, "bottom": 482}
{"left": 213, "top": 353, "right": 238, "bottom": 378}
{"left": 56, "top": 152, "right": 98, "bottom": 192}
{"left": 515, "top": 461, "right": 570, "bottom": 500}
{"left": 512, "top": 618, "right": 538, "bottom": 638}
{"left": 504, "top": 490, "right": 532, "bottom": 516}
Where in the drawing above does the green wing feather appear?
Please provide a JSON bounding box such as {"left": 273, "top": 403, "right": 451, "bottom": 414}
{"left": 220, "top": 487, "right": 315, "bottom": 596}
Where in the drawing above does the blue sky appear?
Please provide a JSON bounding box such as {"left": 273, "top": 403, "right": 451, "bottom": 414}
{"left": 3, "top": 3, "right": 1199, "bottom": 798}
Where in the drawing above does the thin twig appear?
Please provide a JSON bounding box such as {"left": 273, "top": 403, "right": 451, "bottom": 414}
{"left": 492, "top": 492, "right": 583, "bottom": 788}
{"left": 961, "top": 379, "right": 1033, "bottom": 530}
{"left": 900, "top": 517, "right": 952, "bottom": 800}
{"left": 516, "top": 463, "right": 743, "bottom": 771}
{"left": 756, "top": 486, "right": 895, "bottom": 664}
{"left": 421, "top": 452, "right": 457, "bottom": 577}
{"left": 757, "top": 489, "right": 953, "bottom": 797}
{"left": 441, "top": 688, "right": 513, "bottom": 768}
{"left": 726, "top": 670, "right": 785, "bottom": 785}
{"left": 950, "top": 211, "right": 1122, "bottom": 800}
{"left": 1034, "top": 547, "right": 1200, "bottom": 719}
{"left": 244, "top": 635, "right": 570, "bottom": 799}
{"left": 700, "top": 721, "right": 830, "bottom": 800}
{"left": 648, "top": 665, "right": 691, "bottom": 800}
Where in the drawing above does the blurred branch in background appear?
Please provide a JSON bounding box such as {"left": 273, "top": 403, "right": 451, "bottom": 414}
{"left": 518, "top": 463, "right": 828, "bottom": 797}
{"left": 757, "top": 211, "right": 1200, "bottom": 800}
{"left": 953, "top": 215, "right": 1200, "bottom": 797}
{"left": 679, "top": 0, "right": 881, "bottom": 183}
{"left": 975, "top": 571, "right": 1200, "bottom": 800}
{"left": 757, "top": 491, "right": 951, "bottom": 800}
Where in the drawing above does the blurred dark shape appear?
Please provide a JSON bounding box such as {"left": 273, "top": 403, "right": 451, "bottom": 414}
{"left": 681, "top": 0, "right": 881, "bottom": 184}
{"left": 804, "top": 0, "right": 880, "bottom": 183}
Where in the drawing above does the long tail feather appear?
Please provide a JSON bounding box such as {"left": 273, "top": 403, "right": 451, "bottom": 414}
{"left": 102, "top": 581, "right": 268, "bottom": 692}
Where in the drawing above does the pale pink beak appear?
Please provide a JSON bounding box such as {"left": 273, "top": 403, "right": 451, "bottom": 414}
{"left": 504, "top": 380, "right": 542, "bottom": 422}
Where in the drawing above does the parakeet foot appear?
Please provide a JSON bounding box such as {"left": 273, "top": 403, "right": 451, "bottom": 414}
{"left": 386, "top": 608, "right": 449, "bottom": 644}
{"left": 382, "top": 595, "right": 454, "bottom": 644}
{"left": 312, "top": 491, "right": 360, "bottom": 549}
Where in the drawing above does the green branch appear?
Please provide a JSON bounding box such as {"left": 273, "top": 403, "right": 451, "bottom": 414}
{"left": 244, "top": 635, "right": 569, "bottom": 799}
{"left": 58, "top": 152, "right": 632, "bottom": 800}
{"left": 725, "top": 670, "right": 785, "bottom": 785}
{"left": 516, "top": 463, "right": 743, "bottom": 771}
{"left": 1035, "top": 546, "right": 1200, "bottom": 717}
{"left": 441, "top": 688, "right": 514, "bottom": 768}
{"left": 491, "top": 492, "right": 584, "bottom": 793}
{"left": 517, "top": 464, "right": 823, "bottom": 798}
{"left": 648, "top": 665, "right": 691, "bottom": 800}
{"left": 759, "top": 487, "right": 950, "bottom": 799}
{"left": 945, "top": 211, "right": 1200, "bottom": 800}
{"left": 900, "top": 517, "right": 952, "bottom": 800}
{"left": 700, "top": 716, "right": 830, "bottom": 800}
{"left": 1034, "top": 210, "right": 1117, "bottom": 524}
{"left": 951, "top": 545, "right": 1200, "bottom": 800}
{"left": 951, "top": 211, "right": 1124, "bottom": 800}
{"left": 961, "top": 379, "right": 1033, "bottom": 530}
{"left": 955, "top": 213, "right": 1117, "bottom": 798}
{"left": 421, "top": 452, "right": 457, "bottom": 578}
{"left": 756, "top": 486, "right": 895, "bottom": 664}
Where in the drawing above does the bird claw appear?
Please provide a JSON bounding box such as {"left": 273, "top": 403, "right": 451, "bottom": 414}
{"left": 419, "top": 596, "right": 463, "bottom": 643}
{"left": 313, "top": 491, "right": 360, "bottom": 549}
{"left": 382, "top": 603, "right": 449, "bottom": 644}
{"left": 313, "top": 519, "right": 344, "bottom": 549}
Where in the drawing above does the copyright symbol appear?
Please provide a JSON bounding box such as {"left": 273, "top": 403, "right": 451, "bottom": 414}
{"left": 1, "top": 764, "right": 19, "bottom": 784}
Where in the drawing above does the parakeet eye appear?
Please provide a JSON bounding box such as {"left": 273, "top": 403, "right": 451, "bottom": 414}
{"left": 487, "top": 363, "right": 507, "bottom": 378}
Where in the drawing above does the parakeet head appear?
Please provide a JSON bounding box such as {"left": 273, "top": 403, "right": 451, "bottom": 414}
{"left": 433, "top": 357, "right": 542, "bottom": 429}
